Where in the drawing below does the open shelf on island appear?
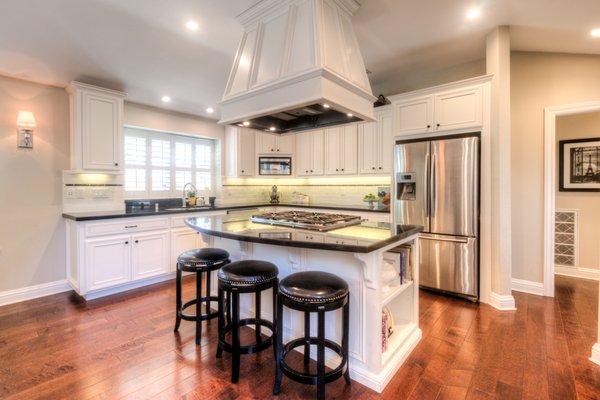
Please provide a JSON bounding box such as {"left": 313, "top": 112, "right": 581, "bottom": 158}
{"left": 381, "top": 280, "right": 413, "bottom": 307}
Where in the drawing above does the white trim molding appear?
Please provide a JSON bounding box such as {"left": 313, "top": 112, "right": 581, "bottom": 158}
{"left": 555, "top": 266, "right": 600, "bottom": 281}
{"left": 511, "top": 278, "right": 545, "bottom": 296}
{"left": 488, "top": 291, "right": 516, "bottom": 311}
{"left": 544, "top": 100, "right": 600, "bottom": 297}
{"left": 0, "top": 280, "right": 71, "bottom": 307}
{"left": 590, "top": 343, "right": 600, "bottom": 366}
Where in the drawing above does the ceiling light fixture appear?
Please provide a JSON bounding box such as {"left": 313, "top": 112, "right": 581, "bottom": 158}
{"left": 242, "top": 121, "right": 250, "bottom": 126}
{"left": 466, "top": 7, "right": 481, "bottom": 21}
{"left": 161, "top": 95, "right": 171, "bottom": 103}
{"left": 591, "top": 28, "right": 600, "bottom": 38}
{"left": 186, "top": 20, "right": 199, "bottom": 31}
{"left": 346, "top": 113, "right": 353, "bottom": 117}
{"left": 269, "top": 126, "right": 276, "bottom": 131}
{"left": 206, "top": 107, "right": 214, "bottom": 114}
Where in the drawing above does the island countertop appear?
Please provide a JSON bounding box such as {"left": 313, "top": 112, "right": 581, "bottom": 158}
{"left": 185, "top": 212, "right": 421, "bottom": 253}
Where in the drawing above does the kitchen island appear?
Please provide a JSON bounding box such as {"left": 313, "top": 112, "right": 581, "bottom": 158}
{"left": 185, "top": 212, "right": 422, "bottom": 393}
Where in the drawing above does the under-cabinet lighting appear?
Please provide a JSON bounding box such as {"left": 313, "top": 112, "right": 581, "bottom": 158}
{"left": 269, "top": 126, "right": 276, "bottom": 131}
{"left": 346, "top": 113, "right": 353, "bottom": 117}
{"left": 323, "top": 103, "right": 330, "bottom": 108}
{"left": 242, "top": 121, "right": 250, "bottom": 126}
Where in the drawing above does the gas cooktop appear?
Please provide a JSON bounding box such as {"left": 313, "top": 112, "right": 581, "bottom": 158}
{"left": 250, "top": 211, "right": 362, "bottom": 232}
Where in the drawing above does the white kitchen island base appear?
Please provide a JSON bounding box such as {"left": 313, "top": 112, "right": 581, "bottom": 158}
{"left": 207, "top": 233, "right": 420, "bottom": 393}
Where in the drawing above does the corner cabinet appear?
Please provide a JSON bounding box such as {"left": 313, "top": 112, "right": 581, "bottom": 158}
{"left": 225, "top": 126, "right": 256, "bottom": 177}
{"left": 67, "top": 82, "right": 126, "bottom": 171}
{"left": 296, "top": 130, "right": 324, "bottom": 176}
{"left": 358, "top": 106, "right": 393, "bottom": 174}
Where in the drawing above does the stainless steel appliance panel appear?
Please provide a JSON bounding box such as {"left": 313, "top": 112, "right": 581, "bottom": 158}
{"left": 430, "top": 137, "right": 478, "bottom": 237}
{"left": 419, "top": 234, "right": 478, "bottom": 297}
{"left": 394, "top": 141, "right": 430, "bottom": 231}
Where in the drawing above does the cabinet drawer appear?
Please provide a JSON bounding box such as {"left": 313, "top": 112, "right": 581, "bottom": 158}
{"left": 85, "top": 218, "right": 170, "bottom": 237}
{"left": 324, "top": 237, "right": 358, "bottom": 246}
{"left": 293, "top": 232, "right": 325, "bottom": 243}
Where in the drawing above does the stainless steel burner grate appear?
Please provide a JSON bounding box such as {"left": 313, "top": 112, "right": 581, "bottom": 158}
{"left": 250, "top": 211, "right": 362, "bottom": 231}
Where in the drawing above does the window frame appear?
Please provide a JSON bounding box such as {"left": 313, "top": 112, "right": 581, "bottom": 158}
{"left": 123, "top": 127, "right": 216, "bottom": 199}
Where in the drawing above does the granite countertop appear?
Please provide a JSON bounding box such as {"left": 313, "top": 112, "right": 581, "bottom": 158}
{"left": 62, "top": 202, "right": 390, "bottom": 221}
{"left": 185, "top": 212, "right": 421, "bottom": 253}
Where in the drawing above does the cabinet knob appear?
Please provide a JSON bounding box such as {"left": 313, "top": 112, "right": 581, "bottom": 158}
{"left": 379, "top": 167, "right": 382, "bottom": 170}
{"left": 271, "top": 148, "right": 274, "bottom": 151}
{"left": 114, "top": 162, "right": 119, "bottom": 166}
{"left": 241, "top": 169, "right": 244, "bottom": 173}
{"left": 277, "top": 149, "right": 280, "bottom": 152}
{"left": 305, "top": 170, "right": 309, "bottom": 173}
{"left": 125, "top": 241, "right": 129, "bottom": 245}
{"left": 134, "top": 240, "right": 139, "bottom": 244}
{"left": 372, "top": 167, "right": 375, "bottom": 170}
{"left": 336, "top": 168, "right": 339, "bottom": 172}
{"left": 436, "top": 123, "right": 440, "bottom": 127}
{"left": 310, "top": 170, "right": 313, "bottom": 173}
{"left": 427, "top": 125, "right": 431, "bottom": 129}
{"left": 341, "top": 168, "right": 344, "bottom": 171}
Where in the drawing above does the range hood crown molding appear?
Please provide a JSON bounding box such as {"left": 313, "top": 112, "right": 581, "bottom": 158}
{"left": 219, "top": 0, "right": 375, "bottom": 131}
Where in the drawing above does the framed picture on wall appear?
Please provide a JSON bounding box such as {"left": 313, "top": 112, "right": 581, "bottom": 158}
{"left": 559, "top": 137, "right": 600, "bottom": 192}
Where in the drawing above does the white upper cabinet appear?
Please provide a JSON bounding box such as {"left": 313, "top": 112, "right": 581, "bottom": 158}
{"left": 393, "top": 96, "right": 434, "bottom": 136}
{"left": 225, "top": 126, "right": 256, "bottom": 177}
{"left": 256, "top": 132, "right": 295, "bottom": 154}
{"left": 434, "top": 87, "right": 482, "bottom": 131}
{"left": 359, "top": 106, "right": 393, "bottom": 174}
{"left": 325, "top": 125, "right": 357, "bottom": 175}
{"left": 391, "top": 81, "right": 484, "bottom": 136}
{"left": 67, "top": 82, "right": 125, "bottom": 171}
{"left": 296, "top": 129, "right": 323, "bottom": 176}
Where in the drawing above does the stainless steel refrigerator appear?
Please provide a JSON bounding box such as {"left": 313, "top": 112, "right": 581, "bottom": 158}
{"left": 394, "top": 135, "right": 479, "bottom": 300}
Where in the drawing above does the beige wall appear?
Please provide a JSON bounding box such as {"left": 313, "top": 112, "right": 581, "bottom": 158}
{"left": 0, "top": 75, "right": 69, "bottom": 292}
{"left": 556, "top": 112, "right": 600, "bottom": 269}
{"left": 511, "top": 52, "right": 600, "bottom": 282}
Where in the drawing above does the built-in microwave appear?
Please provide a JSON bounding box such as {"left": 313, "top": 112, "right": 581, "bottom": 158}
{"left": 258, "top": 157, "right": 292, "bottom": 176}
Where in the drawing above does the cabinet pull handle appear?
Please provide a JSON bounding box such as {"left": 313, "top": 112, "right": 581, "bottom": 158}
{"left": 125, "top": 225, "right": 138, "bottom": 229}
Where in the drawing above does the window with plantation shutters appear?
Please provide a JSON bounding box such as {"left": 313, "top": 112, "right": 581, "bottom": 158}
{"left": 123, "top": 127, "right": 215, "bottom": 198}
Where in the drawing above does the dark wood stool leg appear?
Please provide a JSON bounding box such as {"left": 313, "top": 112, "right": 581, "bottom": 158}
{"left": 216, "top": 286, "right": 224, "bottom": 359}
{"left": 231, "top": 289, "right": 240, "bottom": 383}
{"left": 273, "top": 293, "right": 284, "bottom": 395}
{"left": 226, "top": 291, "right": 232, "bottom": 325}
{"left": 303, "top": 311, "right": 311, "bottom": 366}
{"left": 316, "top": 306, "right": 326, "bottom": 400}
{"left": 343, "top": 295, "right": 351, "bottom": 385}
{"left": 195, "top": 270, "right": 203, "bottom": 345}
{"left": 272, "top": 280, "right": 278, "bottom": 360}
{"left": 174, "top": 266, "right": 182, "bottom": 332}
{"left": 255, "top": 290, "right": 262, "bottom": 344}
{"left": 205, "top": 270, "right": 212, "bottom": 324}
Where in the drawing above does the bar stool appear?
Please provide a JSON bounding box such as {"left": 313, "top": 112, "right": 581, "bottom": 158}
{"left": 216, "top": 260, "right": 279, "bottom": 383}
{"left": 273, "top": 271, "right": 350, "bottom": 400}
{"left": 174, "top": 248, "right": 230, "bottom": 345}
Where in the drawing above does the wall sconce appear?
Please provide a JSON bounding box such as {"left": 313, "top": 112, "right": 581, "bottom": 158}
{"left": 17, "top": 111, "right": 36, "bottom": 148}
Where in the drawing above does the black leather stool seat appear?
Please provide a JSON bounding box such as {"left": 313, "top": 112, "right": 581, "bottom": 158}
{"left": 279, "top": 271, "right": 349, "bottom": 304}
{"left": 218, "top": 260, "right": 279, "bottom": 286}
{"left": 177, "top": 248, "right": 230, "bottom": 270}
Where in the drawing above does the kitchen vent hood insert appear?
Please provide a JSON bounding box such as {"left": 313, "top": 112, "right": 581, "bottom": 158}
{"left": 219, "top": 0, "right": 376, "bottom": 133}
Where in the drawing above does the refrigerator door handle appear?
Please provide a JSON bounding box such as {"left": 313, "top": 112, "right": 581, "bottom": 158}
{"left": 420, "top": 234, "right": 469, "bottom": 244}
{"left": 425, "top": 151, "right": 430, "bottom": 217}
{"left": 430, "top": 152, "right": 436, "bottom": 218}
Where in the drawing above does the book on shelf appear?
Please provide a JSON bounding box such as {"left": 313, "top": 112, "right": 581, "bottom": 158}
{"left": 381, "top": 307, "right": 394, "bottom": 352}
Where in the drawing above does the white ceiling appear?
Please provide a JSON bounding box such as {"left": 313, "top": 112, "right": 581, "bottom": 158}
{"left": 0, "top": 0, "right": 599, "bottom": 119}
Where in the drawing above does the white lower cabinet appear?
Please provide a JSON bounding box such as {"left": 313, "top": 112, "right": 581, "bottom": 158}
{"left": 131, "top": 231, "right": 170, "bottom": 280}
{"left": 85, "top": 234, "right": 131, "bottom": 291}
{"left": 171, "top": 228, "right": 203, "bottom": 272}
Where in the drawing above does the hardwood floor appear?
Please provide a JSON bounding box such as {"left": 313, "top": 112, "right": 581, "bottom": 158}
{"left": 0, "top": 275, "right": 598, "bottom": 399}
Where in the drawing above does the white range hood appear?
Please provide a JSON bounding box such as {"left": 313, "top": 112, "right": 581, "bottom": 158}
{"left": 219, "top": 0, "right": 376, "bottom": 133}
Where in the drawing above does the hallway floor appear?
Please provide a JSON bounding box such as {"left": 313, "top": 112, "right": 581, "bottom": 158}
{"left": 0, "top": 276, "right": 598, "bottom": 399}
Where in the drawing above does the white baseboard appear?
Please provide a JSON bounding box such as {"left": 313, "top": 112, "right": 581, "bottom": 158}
{"left": 81, "top": 273, "right": 176, "bottom": 300}
{"left": 487, "top": 291, "right": 516, "bottom": 311}
{"left": 555, "top": 266, "right": 600, "bottom": 281}
{"left": 0, "top": 280, "right": 71, "bottom": 307}
{"left": 591, "top": 343, "right": 600, "bottom": 366}
{"left": 511, "top": 278, "right": 545, "bottom": 296}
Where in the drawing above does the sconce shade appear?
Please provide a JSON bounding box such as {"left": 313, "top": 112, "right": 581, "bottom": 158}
{"left": 17, "top": 111, "right": 36, "bottom": 128}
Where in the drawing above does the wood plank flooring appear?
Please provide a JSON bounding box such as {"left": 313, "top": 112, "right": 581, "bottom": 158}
{"left": 0, "top": 275, "right": 598, "bottom": 399}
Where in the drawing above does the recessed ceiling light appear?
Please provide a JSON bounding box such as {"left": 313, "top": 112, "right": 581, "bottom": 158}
{"left": 242, "top": 121, "right": 250, "bottom": 126}
{"left": 591, "top": 28, "right": 600, "bottom": 38}
{"left": 161, "top": 95, "right": 171, "bottom": 103}
{"left": 186, "top": 20, "right": 199, "bottom": 31}
{"left": 323, "top": 103, "right": 330, "bottom": 108}
{"left": 346, "top": 113, "right": 353, "bottom": 117}
{"left": 206, "top": 107, "right": 214, "bottom": 114}
{"left": 466, "top": 7, "right": 481, "bottom": 20}
{"left": 269, "top": 126, "right": 276, "bottom": 131}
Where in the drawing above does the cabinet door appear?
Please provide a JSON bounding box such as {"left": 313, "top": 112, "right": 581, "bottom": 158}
{"left": 171, "top": 228, "right": 201, "bottom": 272}
{"left": 310, "top": 130, "right": 324, "bottom": 175}
{"left": 276, "top": 134, "right": 294, "bottom": 154}
{"left": 85, "top": 235, "right": 131, "bottom": 291}
{"left": 341, "top": 125, "right": 358, "bottom": 174}
{"left": 434, "top": 87, "right": 482, "bottom": 131}
{"left": 82, "top": 92, "right": 122, "bottom": 170}
{"left": 324, "top": 127, "right": 342, "bottom": 174}
{"left": 238, "top": 128, "right": 255, "bottom": 176}
{"left": 131, "top": 231, "right": 170, "bottom": 280}
{"left": 257, "top": 132, "right": 277, "bottom": 154}
{"left": 296, "top": 132, "right": 312, "bottom": 176}
{"left": 358, "top": 122, "right": 378, "bottom": 174}
{"left": 393, "top": 96, "right": 434, "bottom": 136}
{"left": 378, "top": 109, "right": 394, "bottom": 173}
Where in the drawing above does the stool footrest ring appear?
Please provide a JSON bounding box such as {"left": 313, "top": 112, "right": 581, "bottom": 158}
{"left": 178, "top": 296, "right": 219, "bottom": 322}
{"left": 218, "top": 318, "right": 275, "bottom": 355}
{"left": 280, "top": 337, "right": 348, "bottom": 385}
